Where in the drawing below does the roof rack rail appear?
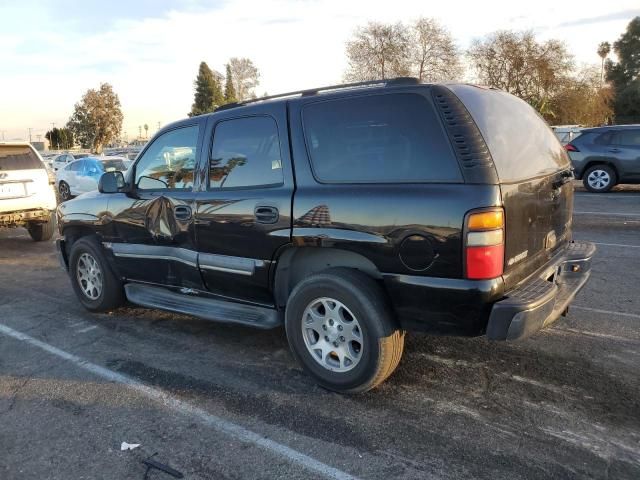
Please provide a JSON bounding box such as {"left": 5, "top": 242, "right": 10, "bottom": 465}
{"left": 215, "top": 77, "right": 421, "bottom": 111}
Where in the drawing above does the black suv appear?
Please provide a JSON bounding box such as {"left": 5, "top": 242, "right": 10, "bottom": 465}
{"left": 56, "top": 79, "right": 595, "bottom": 393}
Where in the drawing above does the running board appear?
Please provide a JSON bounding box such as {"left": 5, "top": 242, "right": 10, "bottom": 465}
{"left": 124, "top": 283, "right": 282, "bottom": 329}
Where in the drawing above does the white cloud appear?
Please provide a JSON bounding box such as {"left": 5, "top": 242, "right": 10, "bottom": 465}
{"left": 1, "top": 0, "right": 638, "bottom": 140}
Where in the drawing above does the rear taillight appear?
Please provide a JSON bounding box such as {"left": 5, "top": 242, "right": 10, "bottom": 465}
{"left": 465, "top": 209, "right": 504, "bottom": 280}
{"left": 564, "top": 143, "right": 579, "bottom": 152}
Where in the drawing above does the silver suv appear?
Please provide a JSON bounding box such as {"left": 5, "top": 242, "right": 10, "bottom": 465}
{"left": 0, "top": 143, "right": 57, "bottom": 241}
{"left": 566, "top": 125, "right": 640, "bottom": 193}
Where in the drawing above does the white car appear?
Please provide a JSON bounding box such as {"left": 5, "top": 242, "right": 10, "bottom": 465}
{"left": 51, "top": 152, "right": 76, "bottom": 172}
{"left": 0, "top": 142, "right": 57, "bottom": 241}
{"left": 57, "top": 156, "right": 129, "bottom": 201}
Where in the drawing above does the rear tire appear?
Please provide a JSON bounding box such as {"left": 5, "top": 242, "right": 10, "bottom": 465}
{"left": 285, "top": 268, "right": 405, "bottom": 394}
{"left": 583, "top": 164, "right": 616, "bottom": 193}
{"left": 68, "top": 237, "right": 124, "bottom": 312}
{"left": 27, "top": 212, "right": 55, "bottom": 242}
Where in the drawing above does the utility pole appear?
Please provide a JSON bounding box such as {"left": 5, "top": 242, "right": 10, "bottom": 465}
{"left": 28, "top": 128, "right": 33, "bottom": 143}
{"left": 0, "top": 130, "right": 5, "bottom": 141}
{"left": 157, "top": 121, "right": 161, "bottom": 131}
{"left": 51, "top": 122, "right": 57, "bottom": 150}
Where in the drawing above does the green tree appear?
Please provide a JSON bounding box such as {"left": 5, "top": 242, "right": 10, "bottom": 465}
{"left": 66, "top": 83, "right": 123, "bottom": 153}
{"left": 597, "top": 41, "right": 611, "bottom": 86}
{"left": 46, "top": 127, "right": 75, "bottom": 150}
{"left": 605, "top": 17, "right": 640, "bottom": 122}
{"left": 224, "top": 64, "right": 238, "bottom": 104}
{"left": 189, "top": 61, "right": 223, "bottom": 116}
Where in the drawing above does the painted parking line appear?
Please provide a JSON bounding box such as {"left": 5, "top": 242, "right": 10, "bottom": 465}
{"left": 574, "top": 193, "right": 640, "bottom": 199}
{"left": 0, "top": 323, "right": 360, "bottom": 480}
{"left": 592, "top": 242, "right": 640, "bottom": 249}
{"left": 572, "top": 305, "right": 640, "bottom": 320}
{"left": 77, "top": 325, "right": 98, "bottom": 333}
{"left": 573, "top": 211, "right": 640, "bottom": 217}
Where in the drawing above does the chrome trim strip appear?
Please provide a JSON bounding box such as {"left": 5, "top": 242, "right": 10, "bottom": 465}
{"left": 110, "top": 244, "right": 199, "bottom": 268}
{"left": 198, "top": 252, "right": 264, "bottom": 276}
{"left": 113, "top": 252, "right": 198, "bottom": 268}
{"left": 107, "top": 243, "right": 265, "bottom": 276}
{"left": 199, "top": 264, "right": 253, "bottom": 276}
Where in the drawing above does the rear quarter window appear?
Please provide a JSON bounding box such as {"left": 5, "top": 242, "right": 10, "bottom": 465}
{"left": 448, "top": 85, "right": 570, "bottom": 182}
{"left": 0, "top": 146, "right": 44, "bottom": 170}
{"left": 302, "top": 93, "right": 462, "bottom": 184}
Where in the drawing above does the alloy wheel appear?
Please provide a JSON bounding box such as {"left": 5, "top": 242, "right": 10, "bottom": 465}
{"left": 76, "top": 252, "right": 103, "bottom": 300}
{"left": 301, "top": 297, "right": 364, "bottom": 372}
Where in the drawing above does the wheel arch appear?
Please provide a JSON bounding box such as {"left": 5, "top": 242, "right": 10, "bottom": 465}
{"left": 273, "top": 247, "right": 383, "bottom": 308}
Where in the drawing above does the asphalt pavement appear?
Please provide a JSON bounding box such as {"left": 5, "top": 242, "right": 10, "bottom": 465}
{"left": 0, "top": 186, "right": 638, "bottom": 480}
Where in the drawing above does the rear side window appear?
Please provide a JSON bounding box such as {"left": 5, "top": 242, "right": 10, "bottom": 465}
{"left": 0, "top": 146, "right": 43, "bottom": 171}
{"left": 448, "top": 85, "right": 569, "bottom": 182}
{"left": 302, "top": 93, "right": 462, "bottom": 183}
{"left": 614, "top": 130, "right": 640, "bottom": 146}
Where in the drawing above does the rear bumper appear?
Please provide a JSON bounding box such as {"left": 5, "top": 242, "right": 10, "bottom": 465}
{"left": 0, "top": 208, "right": 53, "bottom": 226}
{"left": 486, "top": 241, "right": 596, "bottom": 341}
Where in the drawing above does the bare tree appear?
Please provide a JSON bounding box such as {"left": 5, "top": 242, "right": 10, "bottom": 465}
{"left": 345, "top": 22, "right": 410, "bottom": 81}
{"left": 410, "top": 18, "right": 461, "bottom": 82}
{"left": 554, "top": 65, "right": 613, "bottom": 125}
{"left": 597, "top": 41, "right": 611, "bottom": 86}
{"left": 467, "top": 30, "right": 573, "bottom": 118}
{"left": 227, "top": 57, "right": 260, "bottom": 101}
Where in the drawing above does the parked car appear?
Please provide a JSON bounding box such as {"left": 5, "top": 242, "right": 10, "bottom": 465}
{"left": 0, "top": 142, "right": 57, "bottom": 241}
{"left": 56, "top": 79, "right": 595, "bottom": 393}
{"left": 57, "top": 156, "right": 129, "bottom": 201}
{"left": 51, "top": 152, "right": 76, "bottom": 172}
{"left": 551, "top": 125, "right": 583, "bottom": 145}
{"left": 566, "top": 125, "right": 640, "bottom": 192}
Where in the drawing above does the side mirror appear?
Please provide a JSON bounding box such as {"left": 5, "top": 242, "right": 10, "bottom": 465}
{"left": 98, "top": 171, "right": 125, "bottom": 193}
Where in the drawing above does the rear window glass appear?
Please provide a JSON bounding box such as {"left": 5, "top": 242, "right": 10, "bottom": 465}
{"left": 615, "top": 130, "right": 640, "bottom": 146}
{"left": 0, "top": 146, "right": 43, "bottom": 170}
{"left": 302, "top": 93, "right": 462, "bottom": 183}
{"left": 100, "top": 159, "right": 127, "bottom": 171}
{"left": 448, "top": 85, "right": 569, "bottom": 182}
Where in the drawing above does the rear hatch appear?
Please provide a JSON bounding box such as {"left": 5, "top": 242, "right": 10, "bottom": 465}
{"left": 0, "top": 145, "right": 50, "bottom": 212}
{"left": 448, "top": 85, "right": 573, "bottom": 289}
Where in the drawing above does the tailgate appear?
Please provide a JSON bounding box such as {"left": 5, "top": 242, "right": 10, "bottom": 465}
{"left": 446, "top": 85, "right": 574, "bottom": 288}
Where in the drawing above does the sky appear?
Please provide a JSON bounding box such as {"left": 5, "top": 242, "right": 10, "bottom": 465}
{"left": 0, "top": 0, "right": 639, "bottom": 142}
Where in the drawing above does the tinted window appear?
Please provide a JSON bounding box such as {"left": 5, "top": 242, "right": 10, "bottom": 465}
{"left": 135, "top": 126, "right": 199, "bottom": 190}
{"left": 448, "top": 85, "right": 569, "bottom": 182}
{"left": 85, "top": 160, "right": 101, "bottom": 176}
{"left": 0, "top": 146, "right": 43, "bottom": 171}
{"left": 615, "top": 130, "right": 640, "bottom": 146}
{"left": 209, "top": 116, "right": 283, "bottom": 189}
{"left": 303, "top": 93, "right": 461, "bottom": 183}
{"left": 594, "top": 132, "right": 615, "bottom": 145}
{"left": 68, "top": 160, "right": 84, "bottom": 172}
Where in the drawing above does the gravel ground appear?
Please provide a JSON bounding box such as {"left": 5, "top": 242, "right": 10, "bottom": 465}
{"left": 0, "top": 187, "right": 638, "bottom": 480}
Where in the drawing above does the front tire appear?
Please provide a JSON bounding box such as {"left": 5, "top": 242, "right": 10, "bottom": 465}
{"left": 27, "top": 212, "right": 55, "bottom": 242}
{"left": 68, "top": 237, "right": 124, "bottom": 312}
{"left": 59, "top": 181, "right": 72, "bottom": 201}
{"left": 285, "top": 268, "right": 405, "bottom": 394}
{"left": 583, "top": 165, "right": 616, "bottom": 193}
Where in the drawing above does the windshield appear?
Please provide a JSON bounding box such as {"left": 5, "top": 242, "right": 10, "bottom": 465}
{"left": 0, "top": 145, "right": 44, "bottom": 170}
{"left": 99, "top": 159, "right": 127, "bottom": 171}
